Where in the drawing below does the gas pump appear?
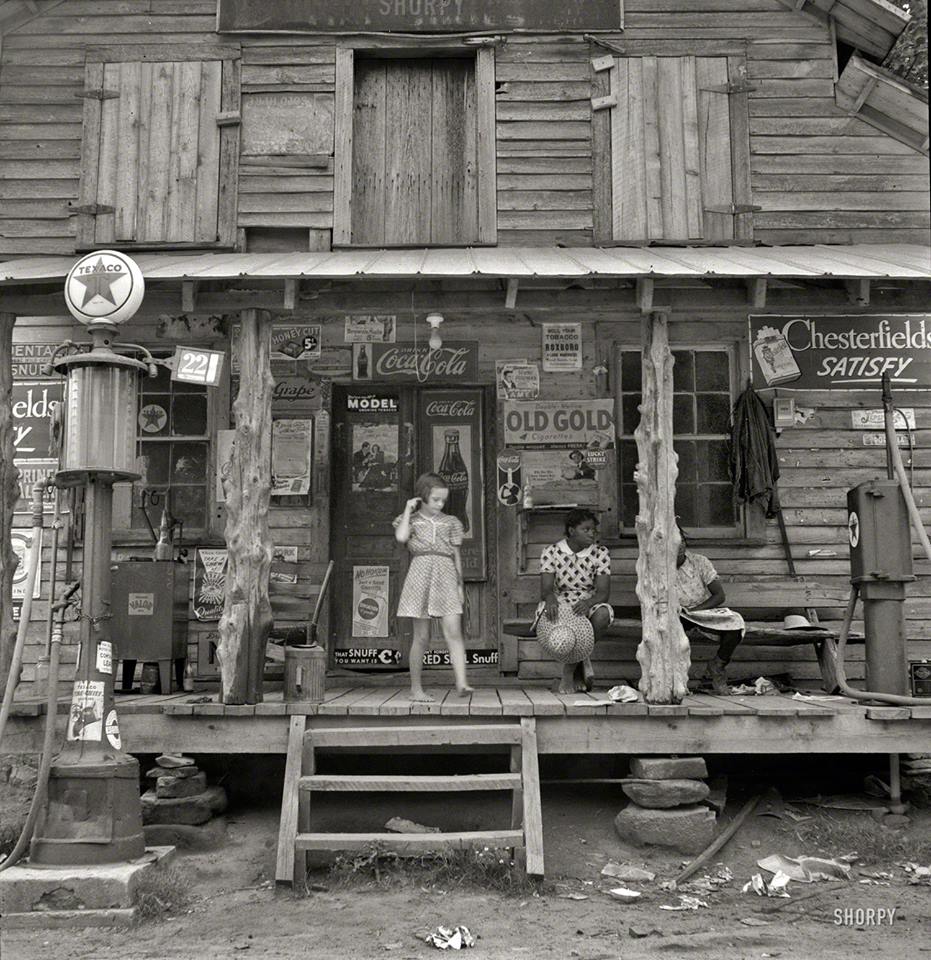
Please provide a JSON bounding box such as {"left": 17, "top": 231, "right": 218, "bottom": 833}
{"left": 28, "top": 250, "right": 156, "bottom": 865}
{"left": 846, "top": 479, "right": 913, "bottom": 697}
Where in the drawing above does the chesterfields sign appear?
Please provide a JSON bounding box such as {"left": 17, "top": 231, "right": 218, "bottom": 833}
{"left": 217, "top": 0, "right": 622, "bottom": 32}
{"left": 750, "top": 315, "right": 931, "bottom": 391}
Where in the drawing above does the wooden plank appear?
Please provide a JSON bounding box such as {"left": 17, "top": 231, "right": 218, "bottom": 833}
{"left": 254, "top": 700, "right": 289, "bottom": 716}
{"left": 866, "top": 706, "right": 911, "bottom": 721}
{"left": 641, "top": 57, "right": 663, "bottom": 238}
{"left": 699, "top": 693, "right": 759, "bottom": 715}
{"left": 307, "top": 725, "right": 522, "bottom": 747}
{"left": 295, "top": 830, "right": 524, "bottom": 852}
{"left": 657, "top": 56, "right": 687, "bottom": 239}
{"left": 316, "top": 687, "right": 374, "bottom": 716}
{"left": 384, "top": 60, "right": 431, "bottom": 245}
{"left": 93, "top": 61, "right": 119, "bottom": 244}
{"left": 332, "top": 47, "right": 353, "bottom": 244}
{"left": 520, "top": 718, "right": 544, "bottom": 877}
{"left": 475, "top": 47, "right": 497, "bottom": 244}
{"left": 696, "top": 56, "right": 735, "bottom": 241}
{"left": 682, "top": 693, "right": 725, "bottom": 717}
{"left": 75, "top": 61, "right": 103, "bottom": 248}
{"left": 645, "top": 702, "right": 690, "bottom": 717}
{"left": 555, "top": 692, "right": 608, "bottom": 716}
{"left": 350, "top": 58, "right": 386, "bottom": 245}
{"left": 275, "top": 714, "right": 305, "bottom": 885}
{"left": 375, "top": 688, "right": 416, "bottom": 717}
{"left": 114, "top": 60, "right": 141, "bottom": 241}
{"left": 86, "top": 44, "right": 241, "bottom": 63}
{"left": 522, "top": 687, "right": 566, "bottom": 716}
{"left": 140, "top": 59, "right": 173, "bottom": 241}
{"left": 590, "top": 61, "right": 611, "bottom": 243}
{"left": 496, "top": 687, "right": 534, "bottom": 717}
{"left": 468, "top": 688, "right": 503, "bottom": 716}
{"left": 439, "top": 689, "right": 472, "bottom": 716}
{"left": 348, "top": 687, "right": 403, "bottom": 716}
{"left": 720, "top": 694, "right": 801, "bottom": 717}
{"left": 611, "top": 57, "right": 647, "bottom": 241}
{"left": 299, "top": 773, "right": 521, "bottom": 792}
{"left": 172, "top": 60, "right": 202, "bottom": 241}
{"left": 681, "top": 56, "right": 704, "bottom": 239}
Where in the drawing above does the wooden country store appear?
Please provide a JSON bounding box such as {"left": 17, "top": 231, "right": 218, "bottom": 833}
{"left": 2, "top": 0, "right": 931, "bottom": 780}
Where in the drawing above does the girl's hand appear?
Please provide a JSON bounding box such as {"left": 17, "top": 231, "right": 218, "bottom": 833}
{"left": 405, "top": 497, "right": 421, "bottom": 514}
{"left": 544, "top": 596, "right": 560, "bottom": 622}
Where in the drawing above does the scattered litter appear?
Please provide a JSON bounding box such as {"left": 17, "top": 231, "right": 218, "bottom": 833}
{"left": 791, "top": 692, "right": 847, "bottom": 702}
{"left": 424, "top": 926, "right": 475, "bottom": 950}
{"left": 742, "top": 872, "right": 791, "bottom": 898}
{"left": 607, "top": 887, "right": 642, "bottom": 902}
{"left": 601, "top": 862, "right": 655, "bottom": 882}
{"left": 658, "top": 879, "right": 677, "bottom": 892}
{"left": 758, "top": 853, "right": 853, "bottom": 883}
{"left": 659, "top": 895, "right": 708, "bottom": 911}
{"left": 902, "top": 863, "right": 931, "bottom": 886}
{"left": 607, "top": 684, "right": 641, "bottom": 703}
{"left": 559, "top": 893, "right": 590, "bottom": 901}
{"left": 383, "top": 943, "right": 403, "bottom": 951}
{"left": 739, "top": 917, "right": 772, "bottom": 927}
{"left": 755, "top": 677, "right": 777, "bottom": 695}
{"left": 386, "top": 817, "right": 441, "bottom": 834}
{"left": 682, "top": 868, "right": 733, "bottom": 895}
{"left": 861, "top": 870, "right": 893, "bottom": 881}
{"left": 628, "top": 925, "right": 662, "bottom": 939}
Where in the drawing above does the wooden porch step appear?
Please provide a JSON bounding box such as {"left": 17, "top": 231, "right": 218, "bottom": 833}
{"left": 295, "top": 830, "right": 524, "bottom": 852}
{"left": 309, "top": 724, "right": 523, "bottom": 747}
{"left": 299, "top": 773, "right": 521, "bottom": 792}
{"left": 276, "top": 717, "right": 544, "bottom": 887}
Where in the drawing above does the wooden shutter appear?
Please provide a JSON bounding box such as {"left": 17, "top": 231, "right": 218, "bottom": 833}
{"left": 607, "top": 56, "right": 753, "bottom": 243}
{"left": 77, "top": 56, "right": 239, "bottom": 248}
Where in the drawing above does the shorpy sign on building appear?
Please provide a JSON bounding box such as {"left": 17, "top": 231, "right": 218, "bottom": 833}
{"left": 419, "top": 389, "right": 486, "bottom": 580}
{"left": 217, "top": 0, "right": 623, "bottom": 32}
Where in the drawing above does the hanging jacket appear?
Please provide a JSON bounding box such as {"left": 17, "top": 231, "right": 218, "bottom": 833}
{"left": 730, "top": 384, "right": 780, "bottom": 518}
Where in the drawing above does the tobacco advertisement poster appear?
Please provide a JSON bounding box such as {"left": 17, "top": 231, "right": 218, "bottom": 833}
{"left": 749, "top": 315, "right": 931, "bottom": 391}
{"left": 542, "top": 323, "right": 582, "bottom": 372}
{"left": 67, "top": 680, "right": 104, "bottom": 742}
{"left": 496, "top": 360, "right": 540, "bottom": 401}
{"left": 503, "top": 399, "right": 616, "bottom": 448}
{"left": 271, "top": 418, "right": 313, "bottom": 496}
{"left": 351, "top": 565, "right": 390, "bottom": 638}
{"left": 12, "top": 380, "right": 62, "bottom": 458}
{"left": 419, "top": 390, "right": 486, "bottom": 580}
{"left": 344, "top": 315, "right": 397, "bottom": 343}
{"left": 193, "top": 548, "right": 228, "bottom": 622}
{"left": 271, "top": 324, "right": 322, "bottom": 362}
{"left": 521, "top": 448, "right": 601, "bottom": 486}
{"left": 11, "top": 530, "right": 41, "bottom": 601}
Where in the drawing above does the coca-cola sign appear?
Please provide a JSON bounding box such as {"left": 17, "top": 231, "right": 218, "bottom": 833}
{"left": 425, "top": 399, "right": 476, "bottom": 418}
{"left": 358, "top": 342, "right": 478, "bottom": 382}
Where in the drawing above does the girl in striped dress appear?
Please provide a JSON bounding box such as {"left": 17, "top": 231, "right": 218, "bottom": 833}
{"left": 394, "top": 472, "right": 474, "bottom": 701}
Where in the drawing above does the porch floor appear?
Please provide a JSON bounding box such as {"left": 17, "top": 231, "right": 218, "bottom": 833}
{"left": 8, "top": 686, "right": 931, "bottom": 756}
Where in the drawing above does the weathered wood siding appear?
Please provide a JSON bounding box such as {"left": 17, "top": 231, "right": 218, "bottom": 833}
{"left": 1, "top": 0, "right": 927, "bottom": 255}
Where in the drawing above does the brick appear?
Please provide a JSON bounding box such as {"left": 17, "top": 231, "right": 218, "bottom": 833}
{"left": 622, "top": 778, "right": 710, "bottom": 809}
{"left": 629, "top": 757, "right": 708, "bottom": 780}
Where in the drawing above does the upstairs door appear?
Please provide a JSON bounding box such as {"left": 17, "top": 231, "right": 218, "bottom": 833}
{"left": 351, "top": 57, "right": 479, "bottom": 245}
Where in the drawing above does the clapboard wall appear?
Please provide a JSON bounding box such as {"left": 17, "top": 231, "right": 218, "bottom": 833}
{"left": 0, "top": 0, "right": 928, "bottom": 256}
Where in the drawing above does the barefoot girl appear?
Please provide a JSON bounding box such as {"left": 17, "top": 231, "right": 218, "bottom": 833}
{"left": 394, "top": 472, "right": 473, "bottom": 701}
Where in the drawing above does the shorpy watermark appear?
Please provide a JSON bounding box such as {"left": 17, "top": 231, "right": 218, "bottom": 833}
{"left": 833, "top": 906, "right": 897, "bottom": 927}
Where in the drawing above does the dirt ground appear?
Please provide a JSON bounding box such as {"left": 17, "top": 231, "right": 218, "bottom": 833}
{"left": 2, "top": 756, "right": 930, "bottom": 960}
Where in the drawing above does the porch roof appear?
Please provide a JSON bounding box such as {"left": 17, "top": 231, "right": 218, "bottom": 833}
{"left": 1, "top": 244, "right": 929, "bottom": 289}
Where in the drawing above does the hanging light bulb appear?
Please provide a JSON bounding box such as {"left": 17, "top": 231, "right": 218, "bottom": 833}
{"left": 426, "top": 312, "right": 444, "bottom": 351}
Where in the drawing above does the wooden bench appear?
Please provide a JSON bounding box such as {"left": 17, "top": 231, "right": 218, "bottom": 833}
{"left": 502, "top": 576, "right": 857, "bottom": 691}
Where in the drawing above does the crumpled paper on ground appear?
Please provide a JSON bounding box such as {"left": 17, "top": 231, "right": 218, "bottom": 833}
{"left": 742, "top": 872, "right": 792, "bottom": 898}
{"left": 758, "top": 854, "right": 853, "bottom": 882}
{"left": 607, "top": 684, "right": 642, "bottom": 703}
{"left": 607, "top": 886, "right": 642, "bottom": 901}
{"left": 903, "top": 862, "right": 931, "bottom": 885}
{"left": 659, "top": 895, "right": 708, "bottom": 911}
{"left": 601, "top": 862, "right": 655, "bottom": 882}
{"left": 424, "top": 926, "right": 475, "bottom": 950}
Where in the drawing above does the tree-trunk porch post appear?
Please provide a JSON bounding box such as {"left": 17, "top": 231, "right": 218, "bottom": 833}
{"left": 634, "top": 309, "right": 691, "bottom": 704}
{"left": 218, "top": 309, "right": 274, "bottom": 704}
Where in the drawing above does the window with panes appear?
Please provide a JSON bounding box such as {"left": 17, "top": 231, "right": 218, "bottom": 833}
{"left": 617, "top": 346, "right": 738, "bottom": 535}
{"left": 132, "top": 359, "right": 210, "bottom": 535}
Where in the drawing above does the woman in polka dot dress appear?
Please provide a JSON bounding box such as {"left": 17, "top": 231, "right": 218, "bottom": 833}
{"left": 394, "top": 472, "right": 474, "bottom": 701}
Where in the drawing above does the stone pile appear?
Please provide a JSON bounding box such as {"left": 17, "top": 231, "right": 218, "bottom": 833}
{"left": 141, "top": 754, "right": 227, "bottom": 828}
{"left": 614, "top": 757, "right": 716, "bottom": 855}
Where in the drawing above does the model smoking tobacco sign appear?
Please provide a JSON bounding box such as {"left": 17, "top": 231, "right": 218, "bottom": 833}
{"left": 750, "top": 315, "right": 931, "bottom": 390}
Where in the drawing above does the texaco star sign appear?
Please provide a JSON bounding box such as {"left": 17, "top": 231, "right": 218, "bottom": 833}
{"left": 64, "top": 249, "right": 145, "bottom": 326}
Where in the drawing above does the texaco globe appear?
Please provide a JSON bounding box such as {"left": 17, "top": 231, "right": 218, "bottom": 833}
{"left": 64, "top": 250, "right": 145, "bottom": 326}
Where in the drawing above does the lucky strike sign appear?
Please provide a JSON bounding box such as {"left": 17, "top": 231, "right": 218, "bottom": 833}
{"left": 503, "top": 399, "right": 616, "bottom": 448}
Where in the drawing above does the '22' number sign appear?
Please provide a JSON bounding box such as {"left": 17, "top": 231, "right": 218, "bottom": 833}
{"left": 172, "top": 346, "right": 225, "bottom": 387}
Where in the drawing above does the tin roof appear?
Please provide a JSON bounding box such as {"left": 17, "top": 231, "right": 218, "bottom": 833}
{"left": 0, "top": 245, "right": 928, "bottom": 287}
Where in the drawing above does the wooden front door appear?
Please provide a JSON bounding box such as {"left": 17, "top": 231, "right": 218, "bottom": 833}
{"left": 331, "top": 385, "right": 496, "bottom": 673}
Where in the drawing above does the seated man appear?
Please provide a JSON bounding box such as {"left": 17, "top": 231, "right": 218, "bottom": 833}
{"left": 676, "top": 530, "right": 745, "bottom": 695}
{"left": 538, "top": 509, "right": 613, "bottom": 693}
